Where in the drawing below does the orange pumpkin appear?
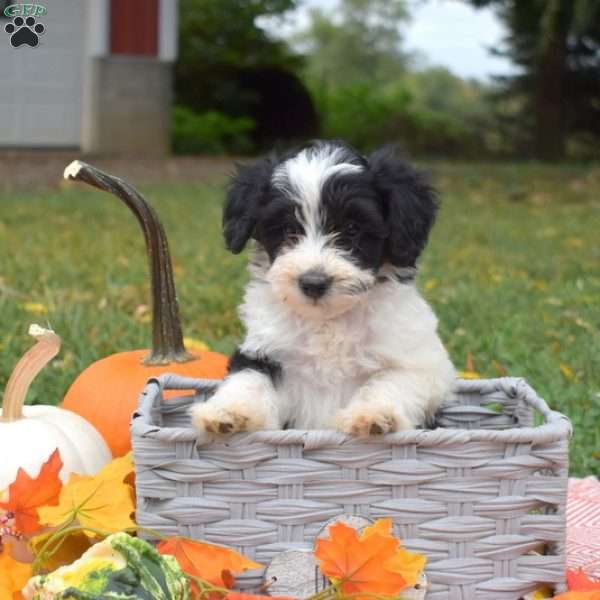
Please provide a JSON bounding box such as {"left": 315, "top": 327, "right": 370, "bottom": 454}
{"left": 61, "top": 161, "right": 228, "bottom": 456}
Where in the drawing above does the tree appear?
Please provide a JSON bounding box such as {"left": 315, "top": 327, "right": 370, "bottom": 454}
{"left": 175, "top": 0, "right": 318, "bottom": 150}
{"left": 177, "top": 0, "right": 300, "bottom": 114}
{"left": 470, "top": 0, "right": 600, "bottom": 160}
{"left": 296, "top": 0, "right": 411, "bottom": 87}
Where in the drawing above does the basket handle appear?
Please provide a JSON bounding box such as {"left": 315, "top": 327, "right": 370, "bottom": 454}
{"left": 148, "top": 372, "right": 222, "bottom": 393}
{"left": 457, "top": 376, "right": 572, "bottom": 434}
{"left": 131, "top": 373, "right": 221, "bottom": 433}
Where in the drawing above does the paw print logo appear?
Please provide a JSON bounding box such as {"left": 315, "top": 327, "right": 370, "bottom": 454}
{"left": 4, "top": 16, "right": 45, "bottom": 48}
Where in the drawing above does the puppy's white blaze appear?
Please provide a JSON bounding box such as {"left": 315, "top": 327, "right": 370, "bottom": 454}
{"left": 272, "top": 145, "right": 363, "bottom": 235}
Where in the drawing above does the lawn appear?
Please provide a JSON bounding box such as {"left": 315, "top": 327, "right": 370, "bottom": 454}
{"left": 0, "top": 161, "right": 598, "bottom": 476}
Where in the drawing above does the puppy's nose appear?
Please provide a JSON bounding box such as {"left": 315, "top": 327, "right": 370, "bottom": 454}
{"left": 298, "top": 270, "right": 333, "bottom": 299}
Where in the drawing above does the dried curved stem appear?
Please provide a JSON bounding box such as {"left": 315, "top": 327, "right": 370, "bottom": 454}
{"left": 64, "top": 161, "right": 193, "bottom": 365}
{"left": 1, "top": 325, "right": 61, "bottom": 422}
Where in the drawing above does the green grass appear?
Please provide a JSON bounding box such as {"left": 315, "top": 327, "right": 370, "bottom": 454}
{"left": 1, "top": 162, "right": 599, "bottom": 476}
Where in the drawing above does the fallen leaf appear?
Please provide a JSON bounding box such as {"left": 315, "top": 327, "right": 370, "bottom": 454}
{"left": 184, "top": 337, "right": 210, "bottom": 353}
{"left": 38, "top": 454, "right": 135, "bottom": 536}
{"left": 492, "top": 360, "right": 508, "bottom": 376}
{"left": 424, "top": 279, "right": 438, "bottom": 291}
{"left": 20, "top": 302, "right": 47, "bottom": 315}
{"left": 567, "top": 569, "right": 600, "bottom": 591}
{"left": 560, "top": 363, "right": 577, "bottom": 382}
{"left": 566, "top": 238, "right": 585, "bottom": 248}
{"left": 157, "top": 537, "right": 262, "bottom": 588}
{"left": 315, "top": 519, "right": 425, "bottom": 598}
{"left": 0, "top": 544, "right": 31, "bottom": 600}
{"left": 0, "top": 449, "right": 63, "bottom": 534}
{"left": 459, "top": 370, "right": 482, "bottom": 380}
{"left": 134, "top": 304, "right": 151, "bottom": 323}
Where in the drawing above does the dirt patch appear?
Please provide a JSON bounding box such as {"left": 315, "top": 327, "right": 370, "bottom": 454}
{"left": 0, "top": 151, "right": 237, "bottom": 191}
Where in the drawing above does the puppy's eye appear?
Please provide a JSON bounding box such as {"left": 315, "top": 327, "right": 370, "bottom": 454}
{"left": 346, "top": 222, "right": 360, "bottom": 237}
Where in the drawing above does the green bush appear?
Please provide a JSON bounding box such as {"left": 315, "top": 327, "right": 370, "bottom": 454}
{"left": 310, "top": 76, "right": 489, "bottom": 156}
{"left": 172, "top": 106, "right": 255, "bottom": 155}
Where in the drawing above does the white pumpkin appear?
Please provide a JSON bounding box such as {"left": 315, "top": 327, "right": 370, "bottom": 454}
{"left": 0, "top": 325, "right": 111, "bottom": 490}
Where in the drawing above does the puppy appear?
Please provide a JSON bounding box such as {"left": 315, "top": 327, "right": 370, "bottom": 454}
{"left": 192, "top": 140, "right": 455, "bottom": 436}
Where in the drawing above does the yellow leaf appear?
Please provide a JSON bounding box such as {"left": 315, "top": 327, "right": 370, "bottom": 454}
{"left": 382, "top": 546, "right": 427, "bottom": 589}
{"left": 0, "top": 544, "right": 31, "bottom": 600}
{"left": 459, "top": 370, "right": 482, "bottom": 380}
{"left": 566, "top": 237, "right": 585, "bottom": 248}
{"left": 523, "top": 586, "right": 554, "bottom": 599}
{"left": 560, "top": 363, "right": 577, "bottom": 382}
{"left": 29, "top": 529, "right": 92, "bottom": 572}
{"left": 98, "top": 453, "right": 134, "bottom": 483}
{"left": 20, "top": 302, "right": 47, "bottom": 315}
{"left": 38, "top": 455, "right": 135, "bottom": 537}
{"left": 184, "top": 337, "right": 210, "bottom": 353}
{"left": 491, "top": 360, "right": 508, "bottom": 376}
{"left": 424, "top": 279, "right": 438, "bottom": 291}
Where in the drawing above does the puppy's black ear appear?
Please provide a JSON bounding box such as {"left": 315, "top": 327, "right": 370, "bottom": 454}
{"left": 369, "top": 146, "right": 439, "bottom": 268}
{"left": 223, "top": 157, "right": 275, "bottom": 253}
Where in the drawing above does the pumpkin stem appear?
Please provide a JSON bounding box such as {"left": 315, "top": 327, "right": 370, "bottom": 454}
{"left": 1, "top": 325, "right": 61, "bottom": 422}
{"left": 64, "top": 161, "right": 194, "bottom": 366}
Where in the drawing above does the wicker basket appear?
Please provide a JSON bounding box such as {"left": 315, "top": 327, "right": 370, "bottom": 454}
{"left": 131, "top": 374, "right": 571, "bottom": 600}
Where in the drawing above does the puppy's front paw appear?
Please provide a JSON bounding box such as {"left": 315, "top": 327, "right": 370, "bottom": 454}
{"left": 191, "top": 402, "right": 251, "bottom": 435}
{"left": 336, "top": 403, "right": 412, "bottom": 437}
{"left": 190, "top": 370, "right": 279, "bottom": 435}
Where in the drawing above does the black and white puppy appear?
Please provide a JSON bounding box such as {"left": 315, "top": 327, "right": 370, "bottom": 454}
{"left": 192, "top": 140, "right": 455, "bottom": 436}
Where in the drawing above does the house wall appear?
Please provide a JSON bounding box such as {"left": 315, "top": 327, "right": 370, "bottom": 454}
{"left": 0, "top": 0, "right": 177, "bottom": 154}
{"left": 0, "top": 0, "right": 86, "bottom": 147}
{"left": 81, "top": 0, "right": 178, "bottom": 156}
{"left": 83, "top": 56, "right": 172, "bottom": 156}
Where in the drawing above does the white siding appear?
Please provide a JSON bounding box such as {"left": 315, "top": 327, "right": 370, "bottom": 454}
{"left": 159, "top": 0, "right": 178, "bottom": 62}
{"left": 0, "top": 0, "right": 85, "bottom": 146}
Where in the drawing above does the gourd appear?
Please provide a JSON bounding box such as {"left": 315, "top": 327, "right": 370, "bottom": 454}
{"left": 0, "top": 325, "right": 111, "bottom": 490}
{"left": 23, "top": 532, "right": 190, "bottom": 600}
{"left": 61, "top": 161, "right": 228, "bottom": 457}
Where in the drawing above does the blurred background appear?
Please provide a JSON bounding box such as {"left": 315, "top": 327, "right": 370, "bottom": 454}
{"left": 0, "top": 0, "right": 598, "bottom": 475}
{"left": 0, "top": 0, "right": 599, "bottom": 159}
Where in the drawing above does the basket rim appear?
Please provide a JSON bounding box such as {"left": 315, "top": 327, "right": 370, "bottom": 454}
{"left": 130, "top": 374, "right": 572, "bottom": 448}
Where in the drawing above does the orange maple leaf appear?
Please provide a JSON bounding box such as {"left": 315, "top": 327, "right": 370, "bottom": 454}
{"left": 315, "top": 520, "right": 414, "bottom": 598}
{"left": 0, "top": 449, "right": 63, "bottom": 534}
{"left": 567, "top": 569, "right": 600, "bottom": 592}
{"left": 359, "top": 518, "right": 425, "bottom": 588}
{"left": 157, "top": 537, "right": 262, "bottom": 588}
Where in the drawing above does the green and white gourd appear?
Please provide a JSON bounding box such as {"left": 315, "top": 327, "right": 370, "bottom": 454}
{"left": 23, "top": 533, "right": 190, "bottom": 600}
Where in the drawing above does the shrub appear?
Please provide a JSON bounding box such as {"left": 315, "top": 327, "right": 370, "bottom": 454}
{"left": 172, "top": 106, "right": 255, "bottom": 155}
{"left": 310, "top": 80, "right": 487, "bottom": 156}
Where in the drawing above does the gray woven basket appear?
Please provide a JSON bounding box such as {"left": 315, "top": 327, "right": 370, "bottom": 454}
{"left": 131, "top": 374, "right": 571, "bottom": 600}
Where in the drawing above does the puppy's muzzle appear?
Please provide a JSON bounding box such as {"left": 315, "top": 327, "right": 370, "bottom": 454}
{"left": 298, "top": 269, "right": 333, "bottom": 300}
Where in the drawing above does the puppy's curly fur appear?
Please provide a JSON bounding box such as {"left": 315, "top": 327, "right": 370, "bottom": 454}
{"left": 192, "top": 141, "right": 455, "bottom": 436}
